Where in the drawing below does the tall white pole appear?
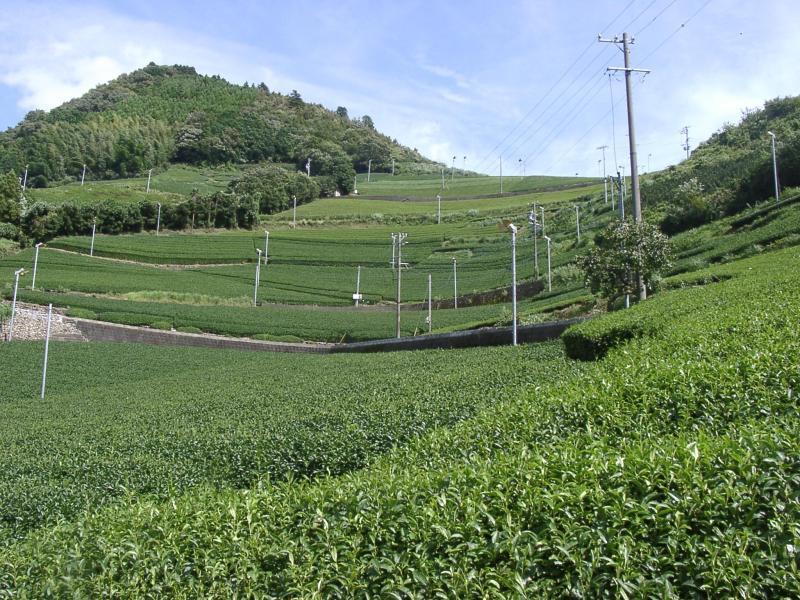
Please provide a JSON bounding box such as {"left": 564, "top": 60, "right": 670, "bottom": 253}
{"left": 81, "top": 164, "right": 86, "bottom": 186}
{"left": 254, "top": 249, "right": 262, "bottom": 306}
{"left": 292, "top": 195, "right": 297, "bottom": 228}
{"left": 441, "top": 168, "right": 445, "bottom": 188}
{"left": 395, "top": 233, "right": 406, "bottom": 338}
{"left": 156, "top": 202, "right": 162, "bottom": 236}
{"left": 452, "top": 257, "right": 458, "bottom": 309}
{"left": 462, "top": 156, "right": 466, "bottom": 175}
{"left": 530, "top": 206, "right": 539, "bottom": 278}
{"left": 90, "top": 218, "right": 96, "bottom": 256}
{"left": 598, "top": 145, "right": 608, "bottom": 203}
{"left": 306, "top": 158, "right": 311, "bottom": 177}
{"left": 22, "top": 165, "right": 28, "bottom": 191}
{"left": 40, "top": 304, "right": 53, "bottom": 399}
{"left": 264, "top": 231, "right": 269, "bottom": 265}
{"left": 427, "top": 273, "right": 432, "bottom": 333}
{"left": 451, "top": 155, "right": 456, "bottom": 181}
{"left": 368, "top": 159, "right": 372, "bottom": 183}
{"left": 32, "top": 242, "right": 43, "bottom": 290}
{"left": 355, "top": 265, "right": 361, "bottom": 307}
{"left": 8, "top": 268, "right": 24, "bottom": 341}
{"left": 768, "top": 131, "right": 780, "bottom": 202}
{"left": 540, "top": 206, "right": 545, "bottom": 237}
{"left": 544, "top": 236, "right": 552, "bottom": 292}
{"left": 353, "top": 175, "right": 358, "bottom": 194}
{"left": 146, "top": 168, "right": 152, "bottom": 194}
{"left": 610, "top": 175, "right": 616, "bottom": 211}
{"left": 575, "top": 205, "right": 581, "bottom": 244}
{"left": 391, "top": 158, "right": 395, "bottom": 176}
{"left": 508, "top": 224, "right": 518, "bottom": 347}
{"left": 437, "top": 194, "right": 441, "bottom": 225}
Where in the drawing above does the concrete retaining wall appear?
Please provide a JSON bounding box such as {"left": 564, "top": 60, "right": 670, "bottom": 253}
{"left": 69, "top": 316, "right": 583, "bottom": 355}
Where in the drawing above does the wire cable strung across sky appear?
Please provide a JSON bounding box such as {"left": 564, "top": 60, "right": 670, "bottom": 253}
{"left": 475, "top": 0, "right": 713, "bottom": 179}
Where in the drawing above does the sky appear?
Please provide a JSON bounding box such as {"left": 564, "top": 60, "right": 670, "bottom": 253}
{"left": 0, "top": 0, "right": 798, "bottom": 177}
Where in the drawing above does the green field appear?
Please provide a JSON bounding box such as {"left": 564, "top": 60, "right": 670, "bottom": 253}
{"left": 1, "top": 243, "right": 798, "bottom": 595}
{"left": 25, "top": 164, "right": 246, "bottom": 206}
{"left": 353, "top": 173, "right": 596, "bottom": 198}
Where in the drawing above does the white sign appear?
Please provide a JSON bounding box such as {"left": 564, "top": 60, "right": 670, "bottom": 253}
{"left": 352, "top": 293, "right": 363, "bottom": 300}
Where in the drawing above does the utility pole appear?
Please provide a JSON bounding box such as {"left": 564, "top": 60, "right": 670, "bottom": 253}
{"left": 617, "top": 172, "right": 625, "bottom": 219}
{"left": 451, "top": 155, "right": 456, "bottom": 181}
{"left": 394, "top": 233, "right": 407, "bottom": 338}
{"left": 437, "top": 194, "right": 442, "bottom": 224}
{"left": 146, "top": 168, "right": 152, "bottom": 193}
{"left": 508, "top": 224, "right": 518, "bottom": 346}
{"left": 452, "top": 257, "right": 458, "bottom": 309}
{"left": 263, "top": 231, "right": 269, "bottom": 265}
{"left": 540, "top": 206, "right": 545, "bottom": 237}
{"left": 597, "top": 145, "right": 608, "bottom": 203}
{"left": 529, "top": 207, "right": 539, "bottom": 278}
{"left": 768, "top": 131, "right": 780, "bottom": 202}
{"left": 81, "top": 164, "right": 86, "bottom": 186}
{"left": 681, "top": 126, "right": 691, "bottom": 159}
{"left": 427, "top": 273, "right": 432, "bottom": 333}
{"left": 368, "top": 159, "right": 372, "bottom": 182}
{"left": 354, "top": 265, "right": 362, "bottom": 307}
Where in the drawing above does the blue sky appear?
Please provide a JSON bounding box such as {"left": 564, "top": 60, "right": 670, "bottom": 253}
{"left": 1, "top": 0, "right": 799, "bottom": 176}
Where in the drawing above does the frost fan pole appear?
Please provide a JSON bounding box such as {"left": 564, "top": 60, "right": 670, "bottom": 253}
{"left": 40, "top": 304, "right": 53, "bottom": 399}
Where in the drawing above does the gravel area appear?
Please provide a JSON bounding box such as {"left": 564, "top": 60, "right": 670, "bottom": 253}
{"left": 1, "top": 302, "right": 86, "bottom": 342}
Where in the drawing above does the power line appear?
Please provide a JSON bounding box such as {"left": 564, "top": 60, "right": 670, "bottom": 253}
{"left": 635, "top": 0, "right": 680, "bottom": 36}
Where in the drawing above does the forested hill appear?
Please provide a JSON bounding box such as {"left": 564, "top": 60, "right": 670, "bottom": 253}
{"left": 642, "top": 95, "right": 800, "bottom": 233}
{"left": 0, "top": 63, "right": 438, "bottom": 188}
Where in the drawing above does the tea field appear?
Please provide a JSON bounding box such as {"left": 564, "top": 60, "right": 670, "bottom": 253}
{"left": 1, "top": 240, "right": 798, "bottom": 596}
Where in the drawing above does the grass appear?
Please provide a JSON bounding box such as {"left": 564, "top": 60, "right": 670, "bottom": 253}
{"left": 1, "top": 241, "right": 798, "bottom": 596}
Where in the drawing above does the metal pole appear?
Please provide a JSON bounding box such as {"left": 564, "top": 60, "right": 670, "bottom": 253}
{"left": 264, "top": 231, "right": 269, "bottom": 265}
{"left": 81, "top": 164, "right": 86, "bottom": 186}
{"left": 8, "top": 268, "right": 24, "bottom": 340}
{"left": 353, "top": 175, "right": 358, "bottom": 194}
{"left": 368, "top": 159, "right": 372, "bottom": 183}
{"left": 575, "top": 205, "right": 581, "bottom": 244}
{"left": 90, "top": 218, "right": 96, "bottom": 256}
{"left": 768, "top": 132, "right": 780, "bottom": 202}
{"left": 437, "top": 194, "right": 441, "bottom": 224}
{"left": 391, "top": 233, "right": 397, "bottom": 271}
{"left": 509, "top": 224, "right": 518, "bottom": 346}
{"left": 392, "top": 158, "right": 395, "bottom": 176}
{"left": 540, "top": 206, "right": 545, "bottom": 237}
{"left": 292, "top": 196, "right": 297, "bottom": 227}
{"left": 618, "top": 173, "right": 625, "bottom": 219}
{"left": 146, "top": 168, "right": 152, "bottom": 193}
{"left": 395, "top": 233, "right": 406, "bottom": 338}
{"left": 40, "top": 304, "right": 53, "bottom": 399}
{"left": 532, "top": 206, "right": 539, "bottom": 278}
{"left": 452, "top": 257, "right": 458, "bottom": 309}
{"left": 156, "top": 202, "right": 161, "bottom": 236}
{"left": 32, "top": 242, "right": 43, "bottom": 290}
{"left": 544, "top": 236, "right": 552, "bottom": 292}
{"left": 620, "top": 33, "right": 642, "bottom": 225}
{"left": 254, "top": 249, "right": 262, "bottom": 305}
{"left": 355, "top": 265, "right": 361, "bottom": 307}
{"left": 451, "top": 155, "right": 456, "bottom": 181}
{"left": 610, "top": 175, "right": 616, "bottom": 210}
{"left": 427, "top": 273, "right": 432, "bottom": 333}
{"left": 598, "top": 145, "right": 608, "bottom": 203}
{"left": 22, "top": 165, "right": 28, "bottom": 191}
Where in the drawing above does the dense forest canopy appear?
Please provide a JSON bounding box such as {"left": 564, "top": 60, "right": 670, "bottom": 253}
{"left": 0, "top": 63, "right": 439, "bottom": 188}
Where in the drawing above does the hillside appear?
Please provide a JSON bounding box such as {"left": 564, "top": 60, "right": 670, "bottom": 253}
{"left": 643, "top": 95, "right": 800, "bottom": 232}
{"left": 0, "top": 63, "right": 440, "bottom": 189}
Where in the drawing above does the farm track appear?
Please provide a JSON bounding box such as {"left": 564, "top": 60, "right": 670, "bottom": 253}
{"left": 355, "top": 180, "right": 600, "bottom": 202}
{"left": 49, "top": 247, "right": 249, "bottom": 270}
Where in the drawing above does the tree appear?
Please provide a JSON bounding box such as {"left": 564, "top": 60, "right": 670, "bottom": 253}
{"left": 0, "top": 170, "right": 22, "bottom": 223}
{"left": 362, "top": 115, "right": 375, "bottom": 130}
{"left": 577, "top": 220, "right": 672, "bottom": 308}
{"left": 335, "top": 106, "right": 349, "bottom": 120}
{"left": 288, "top": 90, "right": 303, "bottom": 108}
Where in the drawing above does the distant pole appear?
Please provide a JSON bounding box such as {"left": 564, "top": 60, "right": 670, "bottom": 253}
{"left": 395, "top": 233, "right": 407, "bottom": 338}
{"left": 306, "top": 158, "right": 311, "bottom": 177}
{"left": 544, "top": 236, "right": 552, "bottom": 292}
{"left": 575, "top": 205, "right": 581, "bottom": 244}
{"left": 462, "top": 155, "right": 466, "bottom": 175}
{"left": 155, "top": 202, "right": 162, "bottom": 236}
{"left": 253, "top": 249, "right": 262, "bottom": 305}
{"left": 391, "top": 233, "right": 397, "bottom": 271}
{"left": 368, "top": 159, "right": 372, "bottom": 183}
{"left": 90, "top": 218, "right": 96, "bottom": 256}
{"left": 353, "top": 175, "right": 358, "bottom": 194}
{"left": 146, "top": 168, "right": 152, "bottom": 193}
{"left": 437, "top": 194, "right": 441, "bottom": 224}
{"left": 452, "top": 257, "right": 458, "bottom": 309}
{"left": 40, "top": 304, "right": 53, "bottom": 399}
{"left": 451, "top": 155, "right": 456, "bottom": 181}
{"left": 81, "top": 164, "right": 86, "bottom": 186}
{"left": 22, "top": 165, "right": 28, "bottom": 191}
{"left": 610, "top": 175, "right": 616, "bottom": 211}
{"left": 508, "top": 224, "right": 518, "bottom": 346}
{"left": 768, "top": 131, "right": 780, "bottom": 202}
{"left": 391, "top": 158, "right": 395, "bottom": 176}
{"left": 529, "top": 206, "right": 539, "bottom": 278}
{"left": 441, "top": 167, "right": 445, "bottom": 188}
{"left": 292, "top": 195, "right": 297, "bottom": 227}
{"left": 597, "top": 145, "right": 608, "bottom": 203}
{"left": 8, "top": 268, "right": 24, "bottom": 340}
{"left": 681, "top": 126, "right": 691, "bottom": 159}
{"left": 499, "top": 156, "right": 503, "bottom": 194}
{"left": 263, "top": 231, "right": 269, "bottom": 265}
{"left": 427, "top": 273, "right": 432, "bottom": 333}
{"left": 355, "top": 265, "right": 361, "bottom": 307}
{"left": 540, "top": 206, "right": 545, "bottom": 237}
{"left": 518, "top": 158, "right": 522, "bottom": 177}
{"left": 32, "top": 242, "right": 43, "bottom": 290}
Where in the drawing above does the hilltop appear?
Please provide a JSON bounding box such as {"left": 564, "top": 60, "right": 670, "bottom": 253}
{"left": 0, "top": 63, "right": 440, "bottom": 190}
